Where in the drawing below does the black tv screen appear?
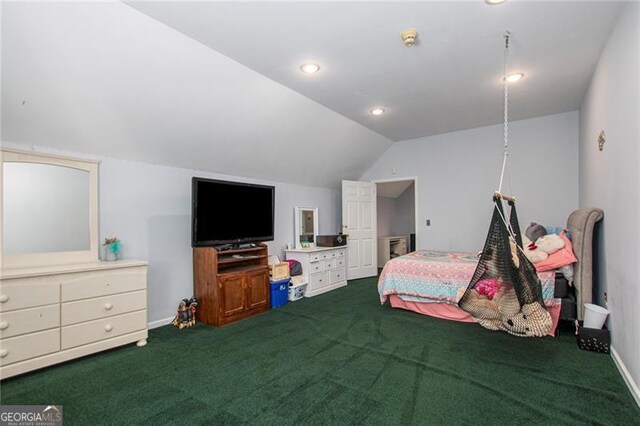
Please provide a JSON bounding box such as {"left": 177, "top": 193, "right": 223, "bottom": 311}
{"left": 192, "top": 177, "right": 275, "bottom": 246}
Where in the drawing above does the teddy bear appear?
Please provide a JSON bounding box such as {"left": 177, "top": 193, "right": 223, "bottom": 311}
{"left": 499, "top": 302, "right": 552, "bottom": 337}
{"left": 522, "top": 225, "right": 568, "bottom": 264}
{"left": 525, "top": 222, "right": 547, "bottom": 242}
{"left": 459, "top": 281, "right": 520, "bottom": 331}
{"left": 522, "top": 235, "right": 548, "bottom": 264}
{"left": 535, "top": 233, "right": 565, "bottom": 255}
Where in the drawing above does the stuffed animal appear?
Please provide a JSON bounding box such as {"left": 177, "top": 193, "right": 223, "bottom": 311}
{"left": 500, "top": 302, "right": 552, "bottom": 337}
{"left": 525, "top": 222, "right": 547, "bottom": 242}
{"left": 509, "top": 236, "right": 520, "bottom": 268}
{"left": 522, "top": 235, "right": 548, "bottom": 264}
{"left": 535, "top": 233, "right": 565, "bottom": 255}
{"left": 475, "top": 278, "right": 501, "bottom": 300}
{"left": 462, "top": 284, "right": 519, "bottom": 331}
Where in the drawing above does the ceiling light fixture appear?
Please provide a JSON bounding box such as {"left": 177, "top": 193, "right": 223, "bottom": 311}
{"left": 504, "top": 72, "right": 524, "bottom": 83}
{"left": 370, "top": 108, "right": 386, "bottom": 116}
{"left": 485, "top": 0, "right": 508, "bottom": 5}
{"left": 300, "top": 63, "right": 320, "bottom": 74}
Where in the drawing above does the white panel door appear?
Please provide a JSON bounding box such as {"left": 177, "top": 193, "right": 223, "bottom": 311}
{"left": 342, "top": 180, "right": 377, "bottom": 279}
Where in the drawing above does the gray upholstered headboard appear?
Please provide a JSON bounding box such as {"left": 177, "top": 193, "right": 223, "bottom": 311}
{"left": 566, "top": 207, "right": 604, "bottom": 320}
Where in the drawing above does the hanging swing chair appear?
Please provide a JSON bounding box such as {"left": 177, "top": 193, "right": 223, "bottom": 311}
{"left": 458, "top": 32, "right": 552, "bottom": 337}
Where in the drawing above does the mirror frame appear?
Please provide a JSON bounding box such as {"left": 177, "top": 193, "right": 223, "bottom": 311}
{"left": 1, "top": 148, "right": 99, "bottom": 269}
{"left": 294, "top": 206, "right": 318, "bottom": 249}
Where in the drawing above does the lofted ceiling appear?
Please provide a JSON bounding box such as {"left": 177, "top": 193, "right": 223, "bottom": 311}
{"left": 377, "top": 180, "right": 414, "bottom": 199}
{"left": 0, "top": 2, "right": 624, "bottom": 189}
{"left": 129, "top": 1, "right": 624, "bottom": 141}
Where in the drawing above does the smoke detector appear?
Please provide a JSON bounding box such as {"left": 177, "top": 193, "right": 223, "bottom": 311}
{"left": 401, "top": 28, "right": 419, "bottom": 47}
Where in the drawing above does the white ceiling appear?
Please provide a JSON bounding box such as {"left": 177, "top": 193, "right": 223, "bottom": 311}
{"left": 1, "top": 2, "right": 392, "bottom": 188}
{"left": 128, "top": 1, "right": 624, "bottom": 142}
{"left": 377, "top": 180, "right": 414, "bottom": 198}
{"left": 0, "top": 2, "right": 625, "bottom": 189}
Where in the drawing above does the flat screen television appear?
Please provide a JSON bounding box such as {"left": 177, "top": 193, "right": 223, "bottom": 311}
{"left": 191, "top": 177, "right": 275, "bottom": 247}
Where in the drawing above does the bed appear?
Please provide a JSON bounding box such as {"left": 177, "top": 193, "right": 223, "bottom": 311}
{"left": 378, "top": 207, "right": 603, "bottom": 335}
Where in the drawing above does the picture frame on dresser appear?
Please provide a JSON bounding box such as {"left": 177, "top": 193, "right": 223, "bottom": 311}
{"left": 0, "top": 148, "right": 149, "bottom": 380}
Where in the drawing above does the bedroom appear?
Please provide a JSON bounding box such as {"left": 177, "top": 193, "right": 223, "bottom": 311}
{"left": 1, "top": 0, "right": 639, "bottom": 423}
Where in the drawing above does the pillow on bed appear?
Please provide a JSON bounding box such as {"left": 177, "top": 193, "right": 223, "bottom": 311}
{"left": 534, "top": 231, "right": 577, "bottom": 272}
{"left": 545, "top": 226, "right": 573, "bottom": 240}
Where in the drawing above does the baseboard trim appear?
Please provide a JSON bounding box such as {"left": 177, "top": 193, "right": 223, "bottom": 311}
{"left": 148, "top": 316, "right": 174, "bottom": 330}
{"left": 611, "top": 346, "right": 640, "bottom": 407}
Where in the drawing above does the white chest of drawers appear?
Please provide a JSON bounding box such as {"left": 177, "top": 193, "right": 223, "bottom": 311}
{"left": 0, "top": 260, "right": 148, "bottom": 379}
{"left": 285, "top": 246, "right": 347, "bottom": 297}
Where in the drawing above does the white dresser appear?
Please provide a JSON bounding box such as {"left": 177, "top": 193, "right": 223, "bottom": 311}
{"left": 285, "top": 246, "right": 347, "bottom": 297}
{"left": 0, "top": 260, "right": 148, "bottom": 379}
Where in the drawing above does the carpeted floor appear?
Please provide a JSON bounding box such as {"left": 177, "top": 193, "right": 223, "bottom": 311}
{"left": 1, "top": 277, "right": 639, "bottom": 425}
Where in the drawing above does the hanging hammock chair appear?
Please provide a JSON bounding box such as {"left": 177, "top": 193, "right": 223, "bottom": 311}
{"left": 458, "top": 32, "right": 552, "bottom": 337}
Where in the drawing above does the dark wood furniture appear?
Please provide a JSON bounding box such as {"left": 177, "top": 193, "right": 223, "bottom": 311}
{"left": 193, "top": 244, "right": 270, "bottom": 327}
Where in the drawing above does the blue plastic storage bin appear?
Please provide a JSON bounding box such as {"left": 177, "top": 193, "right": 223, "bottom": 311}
{"left": 270, "top": 278, "right": 290, "bottom": 309}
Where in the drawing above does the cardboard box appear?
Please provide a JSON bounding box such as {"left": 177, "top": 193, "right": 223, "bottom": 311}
{"left": 269, "top": 263, "right": 290, "bottom": 280}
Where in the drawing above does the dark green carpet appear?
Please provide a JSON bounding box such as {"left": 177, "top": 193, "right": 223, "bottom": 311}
{"left": 1, "top": 277, "right": 638, "bottom": 425}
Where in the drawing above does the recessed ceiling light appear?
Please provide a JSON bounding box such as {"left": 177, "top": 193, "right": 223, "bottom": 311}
{"left": 370, "top": 108, "right": 386, "bottom": 116}
{"left": 485, "top": 0, "right": 508, "bottom": 4}
{"left": 300, "top": 63, "right": 320, "bottom": 74}
{"left": 504, "top": 72, "right": 524, "bottom": 83}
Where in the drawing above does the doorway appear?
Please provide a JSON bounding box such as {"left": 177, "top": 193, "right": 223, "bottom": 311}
{"left": 374, "top": 178, "right": 418, "bottom": 271}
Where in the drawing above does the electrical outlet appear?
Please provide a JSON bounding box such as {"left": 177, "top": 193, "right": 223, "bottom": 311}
{"left": 426, "top": 219, "right": 431, "bottom": 226}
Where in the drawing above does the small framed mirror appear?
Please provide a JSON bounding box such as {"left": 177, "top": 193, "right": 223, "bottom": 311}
{"left": 294, "top": 207, "right": 318, "bottom": 249}
{"left": 1, "top": 149, "right": 99, "bottom": 269}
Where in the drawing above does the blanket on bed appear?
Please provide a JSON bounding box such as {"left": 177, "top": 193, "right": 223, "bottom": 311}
{"left": 378, "top": 250, "right": 557, "bottom": 306}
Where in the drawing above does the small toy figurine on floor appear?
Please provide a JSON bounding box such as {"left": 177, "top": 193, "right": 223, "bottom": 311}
{"left": 172, "top": 297, "right": 198, "bottom": 329}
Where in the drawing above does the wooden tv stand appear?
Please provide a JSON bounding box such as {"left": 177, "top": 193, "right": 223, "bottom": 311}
{"left": 193, "top": 244, "right": 270, "bottom": 327}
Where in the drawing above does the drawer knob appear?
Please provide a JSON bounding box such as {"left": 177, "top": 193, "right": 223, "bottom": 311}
{"left": 104, "top": 303, "right": 113, "bottom": 310}
{"left": 0, "top": 321, "right": 8, "bottom": 330}
{"left": 0, "top": 295, "right": 8, "bottom": 303}
{"left": 105, "top": 324, "right": 113, "bottom": 332}
{"left": 0, "top": 349, "right": 7, "bottom": 357}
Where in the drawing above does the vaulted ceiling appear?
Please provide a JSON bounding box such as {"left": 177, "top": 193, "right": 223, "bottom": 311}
{"left": 129, "top": 1, "right": 623, "bottom": 141}
{"left": 0, "top": 2, "right": 623, "bottom": 188}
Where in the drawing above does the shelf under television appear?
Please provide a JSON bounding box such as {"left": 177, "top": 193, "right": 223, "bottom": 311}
{"left": 217, "top": 246, "right": 266, "bottom": 256}
{"left": 217, "top": 254, "right": 268, "bottom": 266}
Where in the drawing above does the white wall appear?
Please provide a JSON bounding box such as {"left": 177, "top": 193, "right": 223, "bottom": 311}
{"left": 361, "top": 111, "right": 579, "bottom": 252}
{"left": 579, "top": 1, "right": 640, "bottom": 401}
{"left": 3, "top": 143, "right": 341, "bottom": 324}
{"left": 394, "top": 184, "right": 415, "bottom": 239}
{"left": 376, "top": 196, "right": 395, "bottom": 237}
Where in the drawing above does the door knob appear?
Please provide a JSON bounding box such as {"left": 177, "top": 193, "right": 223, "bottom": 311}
{"left": 0, "top": 295, "right": 8, "bottom": 303}
{"left": 105, "top": 324, "right": 113, "bottom": 332}
{"left": 0, "top": 321, "right": 8, "bottom": 330}
{"left": 104, "top": 303, "right": 113, "bottom": 310}
{"left": 0, "top": 349, "right": 8, "bottom": 357}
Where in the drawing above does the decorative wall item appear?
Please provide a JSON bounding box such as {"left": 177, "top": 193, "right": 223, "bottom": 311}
{"left": 598, "top": 130, "right": 606, "bottom": 151}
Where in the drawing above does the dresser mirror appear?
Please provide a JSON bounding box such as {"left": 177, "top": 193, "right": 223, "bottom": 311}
{"left": 294, "top": 207, "right": 318, "bottom": 249}
{"left": 1, "top": 149, "right": 99, "bottom": 269}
